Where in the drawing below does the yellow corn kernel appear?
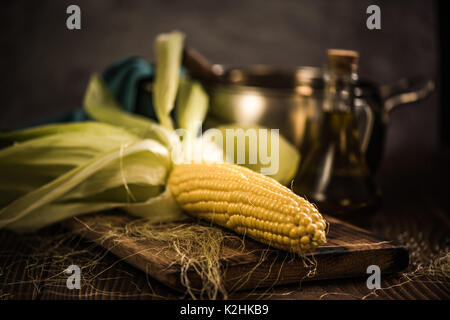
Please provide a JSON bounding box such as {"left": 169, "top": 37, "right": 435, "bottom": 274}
{"left": 168, "top": 163, "right": 327, "bottom": 254}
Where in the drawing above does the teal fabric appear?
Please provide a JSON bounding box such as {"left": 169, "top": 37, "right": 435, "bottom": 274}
{"left": 102, "top": 56, "right": 154, "bottom": 114}
{"left": 25, "top": 56, "right": 156, "bottom": 127}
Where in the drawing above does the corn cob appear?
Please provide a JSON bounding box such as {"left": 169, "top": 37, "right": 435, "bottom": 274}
{"left": 168, "top": 163, "right": 327, "bottom": 254}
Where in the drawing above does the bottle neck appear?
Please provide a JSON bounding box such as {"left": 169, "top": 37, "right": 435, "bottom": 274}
{"left": 324, "top": 67, "right": 358, "bottom": 112}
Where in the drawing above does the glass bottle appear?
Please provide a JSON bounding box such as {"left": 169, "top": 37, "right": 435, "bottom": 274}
{"left": 294, "top": 49, "right": 381, "bottom": 218}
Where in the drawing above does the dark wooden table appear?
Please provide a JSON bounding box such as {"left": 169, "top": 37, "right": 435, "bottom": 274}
{"left": 1, "top": 150, "right": 448, "bottom": 300}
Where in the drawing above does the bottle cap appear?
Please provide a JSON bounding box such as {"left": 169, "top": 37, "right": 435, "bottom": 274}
{"left": 327, "top": 49, "right": 359, "bottom": 75}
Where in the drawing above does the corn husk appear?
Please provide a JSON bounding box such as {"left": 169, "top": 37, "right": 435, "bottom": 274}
{"left": 175, "top": 77, "right": 209, "bottom": 137}
{"left": 214, "top": 124, "right": 300, "bottom": 186}
{"left": 83, "top": 74, "right": 178, "bottom": 149}
{"left": 153, "top": 31, "right": 185, "bottom": 129}
{"left": 0, "top": 122, "right": 185, "bottom": 232}
{"left": 0, "top": 122, "right": 139, "bottom": 206}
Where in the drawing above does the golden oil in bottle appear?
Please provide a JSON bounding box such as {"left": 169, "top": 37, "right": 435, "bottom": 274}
{"left": 294, "top": 50, "right": 380, "bottom": 218}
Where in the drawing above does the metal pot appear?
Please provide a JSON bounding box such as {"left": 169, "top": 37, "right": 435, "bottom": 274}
{"left": 182, "top": 49, "right": 435, "bottom": 173}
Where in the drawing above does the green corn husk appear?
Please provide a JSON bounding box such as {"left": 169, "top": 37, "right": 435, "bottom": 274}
{"left": 175, "top": 77, "right": 209, "bottom": 137}
{"left": 153, "top": 31, "right": 185, "bottom": 130}
{"left": 0, "top": 121, "right": 136, "bottom": 148}
{"left": 0, "top": 122, "right": 139, "bottom": 206}
{"left": 0, "top": 122, "right": 185, "bottom": 232}
{"left": 214, "top": 124, "right": 301, "bottom": 186}
{"left": 83, "top": 74, "right": 178, "bottom": 149}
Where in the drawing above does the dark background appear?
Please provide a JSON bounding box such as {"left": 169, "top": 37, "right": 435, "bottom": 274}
{"left": 0, "top": 0, "right": 446, "bottom": 213}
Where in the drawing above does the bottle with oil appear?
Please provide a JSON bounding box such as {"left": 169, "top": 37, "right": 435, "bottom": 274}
{"left": 294, "top": 49, "right": 380, "bottom": 218}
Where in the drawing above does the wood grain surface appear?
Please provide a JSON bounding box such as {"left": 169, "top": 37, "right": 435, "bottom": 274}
{"left": 0, "top": 210, "right": 447, "bottom": 300}
{"left": 61, "top": 212, "right": 409, "bottom": 294}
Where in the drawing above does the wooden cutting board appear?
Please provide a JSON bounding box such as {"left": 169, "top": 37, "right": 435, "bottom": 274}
{"left": 63, "top": 212, "right": 409, "bottom": 294}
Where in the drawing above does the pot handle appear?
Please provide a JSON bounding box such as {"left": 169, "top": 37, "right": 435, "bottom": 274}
{"left": 381, "top": 76, "right": 435, "bottom": 113}
{"left": 355, "top": 99, "right": 375, "bottom": 154}
{"left": 182, "top": 47, "right": 225, "bottom": 85}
